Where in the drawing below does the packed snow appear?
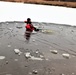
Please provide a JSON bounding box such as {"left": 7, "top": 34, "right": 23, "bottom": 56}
{"left": 0, "top": 1, "right": 76, "bottom": 26}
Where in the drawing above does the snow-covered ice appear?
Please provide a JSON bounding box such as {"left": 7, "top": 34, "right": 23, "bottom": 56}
{"left": 0, "top": 1, "right": 76, "bottom": 26}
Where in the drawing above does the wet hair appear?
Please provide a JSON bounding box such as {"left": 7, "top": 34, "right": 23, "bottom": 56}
{"left": 27, "top": 18, "right": 31, "bottom": 21}
{"left": 26, "top": 18, "right": 31, "bottom": 24}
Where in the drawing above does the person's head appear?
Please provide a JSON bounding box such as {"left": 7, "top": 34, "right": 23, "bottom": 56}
{"left": 27, "top": 18, "right": 31, "bottom": 24}
{"left": 27, "top": 18, "right": 31, "bottom": 21}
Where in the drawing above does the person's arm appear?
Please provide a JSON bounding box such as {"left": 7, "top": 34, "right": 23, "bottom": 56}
{"left": 34, "top": 27, "right": 39, "bottom": 31}
{"left": 24, "top": 21, "right": 27, "bottom": 23}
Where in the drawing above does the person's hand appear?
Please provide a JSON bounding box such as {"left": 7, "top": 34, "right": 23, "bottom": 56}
{"left": 24, "top": 21, "right": 27, "bottom": 23}
{"left": 34, "top": 27, "right": 39, "bottom": 32}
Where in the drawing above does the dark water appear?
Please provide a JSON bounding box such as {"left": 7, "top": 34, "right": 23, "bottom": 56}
{"left": 0, "top": 21, "right": 76, "bottom": 75}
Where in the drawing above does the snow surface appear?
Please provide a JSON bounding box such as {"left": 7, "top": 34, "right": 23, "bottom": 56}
{"left": 0, "top": 1, "right": 76, "bottom": 26}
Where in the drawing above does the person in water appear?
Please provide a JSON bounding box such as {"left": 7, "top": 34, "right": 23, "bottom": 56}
{"left": 24, "top": 18, "right": 39, "bottom": 41}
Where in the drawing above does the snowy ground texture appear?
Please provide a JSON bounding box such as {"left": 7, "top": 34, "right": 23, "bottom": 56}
{"left": 0, "top": 1, "right": 76, "bottom": 26}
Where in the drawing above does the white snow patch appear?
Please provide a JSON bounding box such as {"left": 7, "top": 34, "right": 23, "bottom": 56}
{"left": 0, "top": 1, "right": 76, "bottom": 26}
{"left": 0, "top": 56, "right": 5, "bottom": 60}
